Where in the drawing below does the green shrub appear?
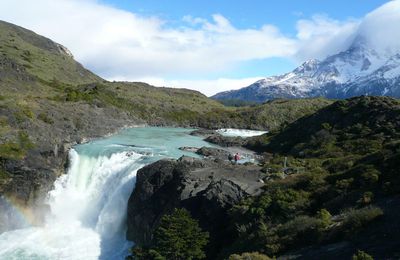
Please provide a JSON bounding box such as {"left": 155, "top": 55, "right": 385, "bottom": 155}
{"left": 14, "top": 106, "right": 34, "bottom": 123}
{"left": 335, "top": 178, "right": 354, "bottom": 191}
{"left": 20, "top": 106, "right": 34, "bottom": 119}
{"left": 0, "top": 116, "right": 8, "bottom": 127}
{"left": 270, "top": 189, "right": 310, "bottom": 220}
{"left": 127, "top": 247, "right": 165, "bottom": 260}
{"left": 229, "top": 252, "right": 272, "bottom": 260}
{"left": 323, "top": 157, "right": 356, "bottom": 173}
{"left": 342, "top": 206, "right": 383, "bottom": 233}
{"left": 0, "top": 142, "right": 25, "bottom": 160}
{"left": 18, "top": 131, "right": 34, "bottom": 151}
{"left": 65, "top": 87, "right": 96, "bottom": 102}
{"left": 0, "top": 167, "right": 9, "bottom": 182}
{"left": 277, "top": 215, "right": 325, "bottom": 248}
{"left": 360, "top": 169, "right": 380, "bottom": 185}
{"left": 0, "top": 131, "right": 34, "bottom": 160}
{"left": 38, "top": 112, "right": 54, "bottom": 124}
{"left": 359, "top": 192, "right": 374, "bottom": 205}
{"left": 352, "top": 250, "right": 374, "bottom": 260}
{"left": 317, "top": 209, "right": 332, "bottom": 228}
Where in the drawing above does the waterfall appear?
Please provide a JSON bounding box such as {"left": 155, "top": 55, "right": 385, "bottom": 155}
{"left": 0, "top": 148, "right": 144, "bottom": 259}
{"left": 0, "top": 127, "right": 213, "bottom": 259}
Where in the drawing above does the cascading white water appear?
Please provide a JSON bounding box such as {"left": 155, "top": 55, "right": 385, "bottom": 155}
{"left": 50, "top": 149, "right": 144, "bottom": 258}
{"left": 0, "top": 149, "right": 144, "bottom": 260}
{"left": 0, "top": 127, "right": 216, "bottom": 259}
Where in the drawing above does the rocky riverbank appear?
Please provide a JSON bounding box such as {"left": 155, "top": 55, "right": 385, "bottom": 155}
{"left": 0, "top": 103, "right": 141, "bottom": 232}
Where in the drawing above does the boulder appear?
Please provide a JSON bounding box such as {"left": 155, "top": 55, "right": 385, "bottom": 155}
{"left": 178, "top": 146, "right": 199, "bottom": 153}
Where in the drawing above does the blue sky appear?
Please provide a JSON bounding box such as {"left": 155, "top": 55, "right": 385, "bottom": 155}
{"left": 101, "top": 0, "right": 387, "bottom": 34}
{"left": 99, "top": 0, "right": 388, "bottom": 77}
{"left": 1, "top": 0, "right": 397, "bottom": 95}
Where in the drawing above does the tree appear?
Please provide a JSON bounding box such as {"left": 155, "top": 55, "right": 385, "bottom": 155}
{"left": 128, "top": 208, "right": 209, "bottom": 260}
{"left": 154, "top": 208, "right": 209, "bottom": 260}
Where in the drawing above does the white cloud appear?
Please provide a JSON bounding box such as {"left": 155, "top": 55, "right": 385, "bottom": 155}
{"left": 0, "top": 0, "right": 296, "bottom": 80}
{"left": 1, "top": 0, "right": 400, "bottom": 95}
{"left": 295, "top": 0, "right": 400, "bottom": 61}
{"left": 356, "top": 0, "right": 400, "bottom": 55}
{"left": 295, "top": 15, "right": 360, "bottom": 61}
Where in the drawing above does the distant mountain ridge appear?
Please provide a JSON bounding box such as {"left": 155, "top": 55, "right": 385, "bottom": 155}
{"left": 212, "top": 37, "right": 400, "bottom": 102}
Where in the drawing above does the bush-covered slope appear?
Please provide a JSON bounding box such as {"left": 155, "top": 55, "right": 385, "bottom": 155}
{"left": 226, "top": 96, "right": 400, "bottom": 259}
{"left": 259, "top": 96, "right": 400, "bottom": 156}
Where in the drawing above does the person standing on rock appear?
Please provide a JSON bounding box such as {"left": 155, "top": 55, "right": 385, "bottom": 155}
{"left": 228, "top": 153, "right": 233, "bottom": 163}
{"left": 234, "top": 152, "right": 240, "bottom": 164}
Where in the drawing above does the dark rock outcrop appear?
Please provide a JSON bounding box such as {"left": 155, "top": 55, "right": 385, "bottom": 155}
{"left": 127, "top": 156, "right": 264, "bottom": 256}
{"left": 205, "top": 134, "right": 247, "bottom": 147}
{"left": 179, "top": 146, "right": 199, "bottom": 153}
{"left": 196, "top": 146, "right": 231, "bottom": 160}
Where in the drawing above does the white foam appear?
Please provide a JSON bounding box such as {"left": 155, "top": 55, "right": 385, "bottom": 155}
{"left": 0, "top": 150, "right": 143, "bottom": 260}
{"left": 217, "top": 128, "right": 268, "bottom": 137}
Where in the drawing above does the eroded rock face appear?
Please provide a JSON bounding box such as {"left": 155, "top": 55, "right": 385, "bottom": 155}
{"left": 0, "top": 154, "right": 57, "bottom": 232}
{"left": 127, "top": 156, "right": 264, "bottom": 255}
{"left": 0, "top": 103, "right": 141, "bottom": 234}
{"left": 205, "top": 134, "right": 246, "bottom": 147}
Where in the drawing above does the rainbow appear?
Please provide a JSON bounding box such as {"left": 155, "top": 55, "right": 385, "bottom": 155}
{"left": 0, "top": 194, "right": 39, "bottom": 230}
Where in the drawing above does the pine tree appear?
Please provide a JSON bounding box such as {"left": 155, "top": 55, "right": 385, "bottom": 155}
{"left": 154, "top": 208, "right": 209, "bottom": 260}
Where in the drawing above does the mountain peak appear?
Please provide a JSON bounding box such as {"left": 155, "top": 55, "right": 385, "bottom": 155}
{"left": 212, "top": 41, "right": 400, "bottom": 102}
{"left": 293, "top": 59, "right": 320, "bottom": 75}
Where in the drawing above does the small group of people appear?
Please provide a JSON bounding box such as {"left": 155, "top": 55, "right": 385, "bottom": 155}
{"left": 228, "top": 152, "right": 240, "bottom": 164}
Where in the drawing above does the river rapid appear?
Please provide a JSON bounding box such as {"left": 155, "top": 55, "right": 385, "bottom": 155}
{"left": 0, "top": 127, "right": 215, "bottom": 260}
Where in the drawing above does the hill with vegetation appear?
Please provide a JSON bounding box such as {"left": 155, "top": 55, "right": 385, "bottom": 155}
{"left": 0, "top": 20, "right": 331, "bottom": 231}
{"left": 224, "top": 96, "right": 400, "bottom": 259}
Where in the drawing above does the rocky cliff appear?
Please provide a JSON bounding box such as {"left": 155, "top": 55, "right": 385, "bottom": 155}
{"left": 127, "top": 156, "right": 264, "bottom": 257}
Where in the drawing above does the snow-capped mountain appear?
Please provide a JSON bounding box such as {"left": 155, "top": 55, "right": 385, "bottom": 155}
{"left": 212, "top": 38, "right": 400, "bottom": 102}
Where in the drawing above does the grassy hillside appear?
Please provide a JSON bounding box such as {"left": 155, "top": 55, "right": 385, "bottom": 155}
{"left": 0, "top": 19, "right": 332, "bottom": 143}
{"left": 225, "top": 96, "right": 400, "bottom": 259}
{"left": 0, "top": 20, "right": 100, "bottom": 87}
